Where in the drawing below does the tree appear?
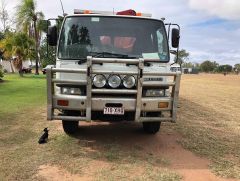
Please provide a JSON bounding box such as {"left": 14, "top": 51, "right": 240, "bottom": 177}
{"left": 0, "top": 0, "right": 9, "bottom": 32}
{"left": 200, "top": 60, "right": 218, "bottom": 73}
{"left": 194, "top": 63, "right": 201, "bottom": 69}
{"left": 175, "top": 49, "right": 189, "bottom": 67}
{"left": 0, "top": 64, "right": 3, "bottom": 80}
{"left": 40, "top": 37, "right": 56, "bottom": 68}
{"left": 0, "top": 30, "right": 15, "bottom": 73}
{"left": 16, "top": 0, "right": 44, "bottom": 75}
{"left": 219, "top": 65, "right": 232, "bottom": 73}
{"left": 0, "top": 31, "right": 4, "bottom": 58}
{"left": 182, "top": 62, "right": 194, "bottom": 68}
{"left": 212, "top": 61, "right": 219, "bottom": 70}
{"left": 0, "top": 31, "right": 13, "bottom": 60}
{"left": 234, "top": 64, "right": 240, "bottom": 74}
{"left": 0, "top": 32, "right": 34, "bottom": 76}
{"left": 56, "top": 16, "right": 64, "bottom": 31}
{"left": 224, "top": 65, "right": 232, "bottom": 72}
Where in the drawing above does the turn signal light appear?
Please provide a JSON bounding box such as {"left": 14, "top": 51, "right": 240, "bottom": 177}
{"left": 136, "top": 12, "right": 142, "bottom": 16}
{"left": 84, "top": 10, "right": 91, "bottom": 14}
{"left": 158, "top": 102, "right": 169, "bottom": 108}
{"left": 57, "top": 100, "right": 69, "bottom": 106}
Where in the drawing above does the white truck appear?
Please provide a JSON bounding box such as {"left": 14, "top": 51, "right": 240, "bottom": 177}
{"left": 46, "top": 9, "right": 181, "bottom": 135}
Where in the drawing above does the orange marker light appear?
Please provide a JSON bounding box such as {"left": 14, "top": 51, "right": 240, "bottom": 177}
{"left": 158, "top": 102, "right": 169, "bottom": 108}
{"left": 57, "top": 100, "right": 69, "bottom": 106}
{"left": 84, "top": 10, "right": 91, "bottom": 14}
{"left": 136, "top": 12, "right": 142, "bottom": 16}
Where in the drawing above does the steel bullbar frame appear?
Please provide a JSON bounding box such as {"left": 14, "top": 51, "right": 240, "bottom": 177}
{"left": 46, "top": 57, "right": 181, "bottom": 123}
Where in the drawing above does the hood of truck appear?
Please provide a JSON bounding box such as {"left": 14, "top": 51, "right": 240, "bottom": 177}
{"left": 56, "top": 60, "right": 170, "bottom": 80}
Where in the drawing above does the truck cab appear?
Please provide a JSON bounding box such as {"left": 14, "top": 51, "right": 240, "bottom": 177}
{"left": 46, "top": 9, "right": 181, "bottom": 134}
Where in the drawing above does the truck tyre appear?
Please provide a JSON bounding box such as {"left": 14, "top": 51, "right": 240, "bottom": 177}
{"left": 62, "top": 120, "right": 79, "bottom": 134}
{"left": 142, "top": 122, "right": 161, "bottom": 134}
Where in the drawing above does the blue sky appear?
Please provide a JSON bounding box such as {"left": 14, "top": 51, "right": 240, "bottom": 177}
{"left": 4, "top": 0, "right": 240, "bottom": 65}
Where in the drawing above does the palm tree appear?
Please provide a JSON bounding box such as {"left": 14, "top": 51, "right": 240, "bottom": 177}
{"left": 16, "top": 0, "right": 44, "bottom": 75}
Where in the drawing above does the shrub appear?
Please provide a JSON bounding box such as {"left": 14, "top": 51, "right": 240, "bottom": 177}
{"left": 0, "top": 65, "right": 4, "bottom": 80}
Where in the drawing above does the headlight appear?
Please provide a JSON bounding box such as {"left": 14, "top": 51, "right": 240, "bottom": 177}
{"left": 123, "top": 75, "right": 136, "bottom": 89}
{"left": 93, "top": 74, "right": 107, "bottom": 88}
{"left": 143, "top": 89, "right": 165, "bottom": 97}
{"left": 108, "top": 75, "right": 121, "bottom": 88}
{"left": 61, "top": 87, "right": 82, "bottom": 95}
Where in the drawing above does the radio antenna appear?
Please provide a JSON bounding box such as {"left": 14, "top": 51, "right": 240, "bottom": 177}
{"left": 59, "top": 0, "right": 65, "bottom": 16}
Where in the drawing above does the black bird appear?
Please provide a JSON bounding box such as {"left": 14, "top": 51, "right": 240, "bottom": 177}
{"left": 38, "top": 128, "right": 49, "bottom": 144}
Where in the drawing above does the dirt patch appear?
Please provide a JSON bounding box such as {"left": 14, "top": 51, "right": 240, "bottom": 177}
{"left": 57, "top": 122, "right": 237, "bottom": 181}
{"left": 178, "top": 169, "right": 237, "bottom": 181}
{"left": 158, "top": 133, "right": 237, "bottom": 181}
{"left": 37, "top": 165, "right": 89, "bottom": 181}
{"left": 37, "top": 160, "right": 110, "bottom": 181}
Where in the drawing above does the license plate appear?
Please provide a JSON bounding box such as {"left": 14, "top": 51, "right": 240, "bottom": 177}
{"left": 103, "top": 107, "right": 124, "bottom": 115}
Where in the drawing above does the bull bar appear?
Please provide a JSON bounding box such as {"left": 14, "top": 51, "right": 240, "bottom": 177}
{"left": 46, "top": 56, "right": 181, "bottom": 123}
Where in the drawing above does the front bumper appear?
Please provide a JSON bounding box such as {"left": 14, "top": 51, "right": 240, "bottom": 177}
{"left": 47, "top": 57, "right": 181, "bottom": 122}
{"left": 53, "top": 95, "right": 172, "bottom": 112}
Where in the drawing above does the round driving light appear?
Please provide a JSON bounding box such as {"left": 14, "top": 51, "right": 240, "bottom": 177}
{"left": 62, "top": 87, "right": 69, "bottom": 94}
{"left": 123, "top": 75, "right": 136, "bottom": 88}
{"left": 93, "top": 74, "right": 106, "bottom": 88}
{"left": 70, "top": 88, "right": 75, "bottom": 94}
{"left": 108, "top": 75, "right": 121, "bottom": 88}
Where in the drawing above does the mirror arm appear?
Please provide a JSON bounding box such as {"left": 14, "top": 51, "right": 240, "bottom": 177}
{"left": 170, "top": 50, "right": 177, "bottom": 55}
{"left": 176, "top": 47, "right": 179, "bottom": 64}
{"left": 165, "top": 23, "right": 172, "bottom": 41}
{"left": 167, "top": 23, "right": 171, "bottom": 41}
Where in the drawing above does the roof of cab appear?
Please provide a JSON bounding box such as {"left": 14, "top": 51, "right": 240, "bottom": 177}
{"left": 65, "top": 14, "right": 163, "bottom": 23}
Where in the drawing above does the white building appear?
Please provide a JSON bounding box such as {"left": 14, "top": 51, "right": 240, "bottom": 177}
{"left": 170, "top": 63, "right": 181, "bottom": 72}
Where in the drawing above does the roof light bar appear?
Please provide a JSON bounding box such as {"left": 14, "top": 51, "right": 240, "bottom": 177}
{"left": 74, "top": 9, "right": 152, "bottom": 17}
{"left": 116, "top": 9, "right": 136, "bottom": 16}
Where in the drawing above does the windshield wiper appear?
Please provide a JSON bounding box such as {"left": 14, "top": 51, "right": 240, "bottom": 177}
{"left": 75, "top": 58, "right": 87, "bottom": 65}
{"left": 74, "top": 52, "right": 139, "bottom": 65}
{"left": 89, "top": 51, "right": 139, "bottom": 59}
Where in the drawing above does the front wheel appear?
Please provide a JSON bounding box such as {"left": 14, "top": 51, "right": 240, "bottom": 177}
{"left": 62, "top": 120, "right": 79, "bottom": 134}
{"left": 142, "top": 122, "right": 161, "bottom": 134}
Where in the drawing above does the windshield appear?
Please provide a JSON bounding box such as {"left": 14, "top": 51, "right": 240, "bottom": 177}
{"left": 58, "top": 16, "right": 169, "bottom": 61}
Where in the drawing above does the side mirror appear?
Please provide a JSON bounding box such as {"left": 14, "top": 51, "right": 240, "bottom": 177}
{"left": 47, "top": 26, "right": 57, "bottom": 46}
{"left": 171, "top": 28, "right": 180, "bottom": 48}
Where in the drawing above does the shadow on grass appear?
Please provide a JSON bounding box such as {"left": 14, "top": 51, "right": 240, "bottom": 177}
{"left": 48, "top": 122, "right": 181, "bottom": 180}
{"left": 0, "top": 79, "right": 9, "bottom": 83}
{"left": 71, "top": 122, "right": 155, "bottom": 149}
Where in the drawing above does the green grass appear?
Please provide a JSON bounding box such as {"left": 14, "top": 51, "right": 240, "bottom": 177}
{"left": 96, "top": 165, "right": 181, "bottom": 181}
{"left": 0, "top": 74, "right": 46, "bottom": 114}
{"left": 0, "top": 74, "right": 48, "bottom": 180}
